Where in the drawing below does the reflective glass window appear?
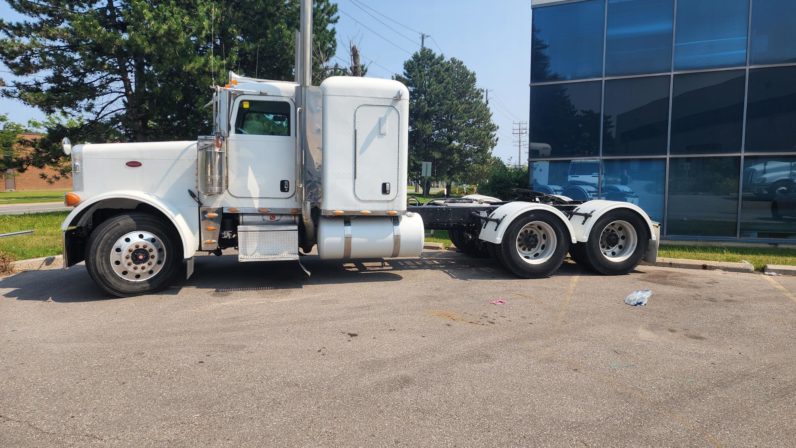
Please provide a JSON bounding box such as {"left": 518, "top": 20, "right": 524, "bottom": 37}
{"left": 670, "top": 71, "right": 745, "bottom": 155}
{"left": 531, "top": 160, "right": 601, "bottom": 201}
{"left": 667, "top": 157, "right": 740, "bottom": 237}
{"left": 674, "top": 0, "right": 749, "bottom": 70}
{"left": 530, "top": 81, "right": 602, "bottom": 158}
{"left": 741, "top": 156, "right": 796, "bottom": 239}
{"left": 606, "top": 0, "right": 673, "bottom": 76}
{"left": 531, "top": 0, "right": 605, "bottom": 82}
{"left": 750, "top": 0, "right": 796, "bottom": 65}
{"left": 746, "top": 66, "right": 796, "bottom": 153}
{"left": 601, "top": 159, "right": 665, "bottom": 222}
{"left": 603, "top": 76, "right": 670, "bottom": 157}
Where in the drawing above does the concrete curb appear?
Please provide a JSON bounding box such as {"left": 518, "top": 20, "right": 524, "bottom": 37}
{"left": 642, "top": 257, "right": 754, "bottom": 273}
{"left": 423, "top": 242, "right": 445, "bottom": 250}
{"left": 763, "top": 264, "right": 796, "bottom": 276}
{"left": 9, "top": 255, "right": 63, "bottom": 272}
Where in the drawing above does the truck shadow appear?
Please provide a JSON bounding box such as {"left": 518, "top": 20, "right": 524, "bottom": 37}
{"left": 0, "top": 251, "right": 594, "bottom": 302}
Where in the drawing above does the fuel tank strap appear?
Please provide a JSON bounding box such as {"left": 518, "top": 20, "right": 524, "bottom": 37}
{"left": 343, "top": 218, "right": 352, "bottom": 259}
{"left": 391, "top": 217, "right": 401, "bottom": 258}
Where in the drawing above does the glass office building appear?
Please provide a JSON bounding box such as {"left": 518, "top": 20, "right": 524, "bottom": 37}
{"left": 529, "top": 0, "right": 796, "bottom": 242}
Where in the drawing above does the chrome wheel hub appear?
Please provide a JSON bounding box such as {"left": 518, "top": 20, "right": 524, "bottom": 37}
{"left": 109, "top": 231, "right": 166, "bottom": 282}
{"left": 598, "top": 220, "right": 638, "bottom": 263}
{"left": 515, "top": 221, "right": 557, "bottom": 265}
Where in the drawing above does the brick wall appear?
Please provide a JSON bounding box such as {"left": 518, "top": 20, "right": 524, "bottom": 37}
{"left": 1, "top": 133, "right": 72, "bottom": 192}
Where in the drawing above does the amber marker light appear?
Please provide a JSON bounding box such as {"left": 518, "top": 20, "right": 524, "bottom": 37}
{"left": 206, "top": 226, "right": 218, "bottom": 231}
{"left": 64, "top": 192, "right": 81, "bottom": 207}
{"left": 387, "top": 210, "right": 398, "bottom": 216}
{"left": 206, "top": 212, "right": 219, "bottom": 219}
{"left": 360, "top": 210, "right": 372, "bottom": 215}
{"left": 333, "top": 210, "right": 345, "bottom": 216}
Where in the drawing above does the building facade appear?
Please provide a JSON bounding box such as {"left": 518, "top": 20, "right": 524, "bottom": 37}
{"left": 529, "top": 0, "right": 796, "bottom": 242}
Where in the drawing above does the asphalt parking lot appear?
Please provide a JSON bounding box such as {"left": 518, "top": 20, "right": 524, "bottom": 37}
{"left": 1, "top": 251, "right": 795, "bottom": 447}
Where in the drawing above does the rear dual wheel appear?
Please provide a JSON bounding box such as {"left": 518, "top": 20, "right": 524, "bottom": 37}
{"left": 570, "top": 209, "right": 648, "bottom": 275}
{"left": 497, "top": 211, "right": 569, "bottom": 278}
{"left": 450, "top": 228, "right": 490, "bottom": 258}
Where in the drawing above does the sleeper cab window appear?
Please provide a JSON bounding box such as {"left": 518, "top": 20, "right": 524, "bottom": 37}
{"left": 234, "top": 100, "right": 291, "bottom": 136}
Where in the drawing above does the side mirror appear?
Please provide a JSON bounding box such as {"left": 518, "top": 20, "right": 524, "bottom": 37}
{"left": 62, "top": 137, "right": 72, "bottom": 155}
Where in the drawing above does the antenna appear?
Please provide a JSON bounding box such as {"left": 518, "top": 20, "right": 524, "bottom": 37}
{"left": 211, "top": 3, "right": 215, "bottom": 86}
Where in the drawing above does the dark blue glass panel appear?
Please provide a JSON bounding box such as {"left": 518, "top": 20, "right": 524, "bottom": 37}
{"left": 746, "top": 66, "right": 796, "bottom": 153}
{"left": 741, "top": 156, "right": 796, "bottom": 239}
{"left": 601, "top": 159, "right": 665, "bottom": 222}
{"left": 667, "top": 157, "right": 740, "bottom": 237}
{"left": 531, "top": 0, "right": 605, "bottom": 82}
{"left": 531, "top": 160, "right": 601, "bottom": 201}
{"left": 606, "top": 0, "right": 673, "bottom": 76}
{"left": 750, "top": 0, "right": 796, "bottom": 64}
{"left": 671, "top": 71, "right": 745, "bottom": 155}
{"left": 530, "top": 81, "right": 602, "bottom": 158}
{"left": 603, "top": 76, "right": 670, "bottom": 156}
{"left": 674, "top": 0, "right": 749, "bottom": 70}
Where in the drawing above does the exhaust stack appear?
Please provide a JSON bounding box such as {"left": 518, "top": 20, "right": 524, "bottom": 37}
{"left": 297, "top": 0, "right": 317, "bottom": 251}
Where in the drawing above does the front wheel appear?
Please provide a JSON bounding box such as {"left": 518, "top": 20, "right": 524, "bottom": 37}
{"left": 86, "top": 213, "right": 182, "bottom": 297}
{"left": 499, "top": 212, "right": 569, "bottom": 278}
{"left": 581, "top": 210, "right": 648, "bottom": 275}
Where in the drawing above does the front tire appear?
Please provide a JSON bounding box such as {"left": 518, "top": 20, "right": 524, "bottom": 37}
{"left": 581, "top": 210, "right": 648, "bottom": 275}
{"left": 499, "top": 212, "right": 569, "bottom": 278}
{"left": 86, "top": 213, "right": 182, "bottom": 297}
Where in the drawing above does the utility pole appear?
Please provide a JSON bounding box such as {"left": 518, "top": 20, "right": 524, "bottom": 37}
{"left": 512, "top": 121, "right": 528, "bottom": 169}
{"left": 420, "top": 32, "right": 429, "bottom": 49}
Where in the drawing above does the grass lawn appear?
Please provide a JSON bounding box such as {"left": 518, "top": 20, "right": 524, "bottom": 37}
{"left": 0, "top": 212, "right": 67, "bottom": 261}
{"left": 659, "top": 244, "right": 796, "bottom": 271}
{"left": 0, "top": 189, "right": 68, "bottom": 205}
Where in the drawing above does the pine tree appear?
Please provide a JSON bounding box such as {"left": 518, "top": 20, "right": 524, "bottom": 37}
{"left": 396, "top": 48, "right": 498, "bottom": 196}
{"left": 0, "top": 0, "right": 338, "bottom": 172}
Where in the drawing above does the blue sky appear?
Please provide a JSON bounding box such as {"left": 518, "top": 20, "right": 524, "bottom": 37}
{"left": 0, "top": 0, "right": 532, "bottom": 162}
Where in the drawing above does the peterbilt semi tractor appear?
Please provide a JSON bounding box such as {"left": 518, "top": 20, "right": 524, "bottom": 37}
{"left": 59, "top": 0, "right": 659, "bottom": 297}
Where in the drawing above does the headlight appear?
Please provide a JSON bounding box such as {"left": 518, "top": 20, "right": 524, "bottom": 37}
{"left": 71, "top": 145, "right": 84, "bottom": 191}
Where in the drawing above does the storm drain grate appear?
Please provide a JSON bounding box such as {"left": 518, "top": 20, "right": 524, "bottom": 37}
{"left": 214, "top": 284, "right": 302, "bottom": 293}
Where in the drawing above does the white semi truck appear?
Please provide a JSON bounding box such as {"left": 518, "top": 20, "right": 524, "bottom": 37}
{"left": 59, "top": 0, "right": 659, "bottom": 297}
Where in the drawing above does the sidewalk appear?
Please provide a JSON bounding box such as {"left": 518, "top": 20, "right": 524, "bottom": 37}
{"left": 0, "top": 202, "right": 70, "bottom": 215}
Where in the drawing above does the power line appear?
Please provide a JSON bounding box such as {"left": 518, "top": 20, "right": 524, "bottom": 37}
{"left": 428, "top": 36, "right": 445, "bottom": 54}
{"left": 347, "top": 0, "right": 420, "bottom": 47}
{"left": 512, "top": 121, "right": 529, "bottom": 168}
{"left": 339, "top": 9, "right": 414, "bottom": 55}
{"left": 333, "top": 44, "right": 400, "bottom": 77}
{"left": 348, "top": 0, "right": 421, "bottom": 35}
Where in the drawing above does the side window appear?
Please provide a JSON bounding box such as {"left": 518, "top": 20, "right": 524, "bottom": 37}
{"left": 234, "top": 100, "right": 291, "bottom": 136}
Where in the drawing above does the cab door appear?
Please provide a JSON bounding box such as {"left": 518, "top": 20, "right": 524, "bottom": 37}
{"left": 227, "top": 96, "right": 296, "bottom": 199}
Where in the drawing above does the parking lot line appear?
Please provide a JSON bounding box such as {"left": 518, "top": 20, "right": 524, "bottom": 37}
{"left": 763, "top": 275, "right": 796, "bottom": 304}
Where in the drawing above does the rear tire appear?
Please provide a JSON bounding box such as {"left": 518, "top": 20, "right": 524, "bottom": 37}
{"left": 581, "top": 209, "right": 648, "bottom": 275}
{"left": 450, "top": 228, "right": 489, "bottom": 258}
{"left": 86, "top": 213, "right": 182, "bottom": 297}
{"left": 569, "top": 243, "right": 593, "bottom": 271}
{"left": 499, "top": 211, "right": 569, "bottom": 278}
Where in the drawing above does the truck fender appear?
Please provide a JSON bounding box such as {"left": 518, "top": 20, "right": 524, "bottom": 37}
{"left": 61, "top": 190, "right": 198, "bottom": 259}
{"left": 477, "top": 201, "right": 577, "bottom": 245}
{"left": 568, "top": 200, "right": 659, "bottom": 243}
